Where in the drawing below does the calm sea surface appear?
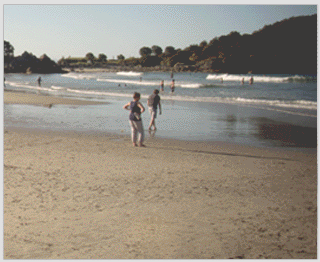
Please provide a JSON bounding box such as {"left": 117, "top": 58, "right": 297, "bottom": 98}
{"left": 4, "top": 71, "right": 317, "bottom": 150}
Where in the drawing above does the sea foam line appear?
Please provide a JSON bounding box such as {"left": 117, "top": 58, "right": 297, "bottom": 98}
{"left": 206, "top": 74, "right": 307, "bottom": 83}
{"left": 116, "top": 71, "right": 143, "bottom": 76}
{"left": 6, "top": 81, "right": 57, "bottom": 92}
{"left": 51, "top": 85, "right": 66, "bottom": 90}
{"left": 97, "top": 78, "right": 159, "bottom": 86}
{"left": 6, "top": 80, "right": 316, "bottom": 112}
{"left": 61, "top": 73, "right": 98, "bottom": 80}
{"left": 66, "top": 88, "right": 133, "bottom": 98}
{"left": 64, "top": 86, "right": 317, "bottom": 111}
{"left": 229, "top": 97, "right": 317, "bottom": 110}
{"left": 180, "top": 83, "right": 202, "bottom": 88}
{"left": 159, "top": 94, "right": 317, "bottom": 111}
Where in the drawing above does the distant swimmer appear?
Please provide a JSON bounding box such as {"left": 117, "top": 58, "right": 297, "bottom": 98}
{"left": 170, "top": 79, "right": 175, "bottom": 93}
{"left": 241, "top": 78, "right": 244, "bottom": 84}
{"left": 221, "top": 78, "right": 223, "bottom": 83}
{"left": 37, "top": 76, "right": 42, "bottom": 86}
{"left": 171, "top": 71, "right": 174, "bottom": 79}
{"left": 249, "top": 76, "right": 254, "bottom": 85}
{"left": 160, "top": 80, "right": 164, "bottom": 91}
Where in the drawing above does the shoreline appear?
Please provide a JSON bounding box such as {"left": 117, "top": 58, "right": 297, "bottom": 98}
{"left": 3, "top": 89, "right": 108, "bottom": 107}
{"left": 4, "top": 89, "right": 317, "bottom": 151}
{"left": 4, "top": 125, "right": 317, "bottom": 157}
{"left": 61, "top": 66, "right": 218, "bottom": 74}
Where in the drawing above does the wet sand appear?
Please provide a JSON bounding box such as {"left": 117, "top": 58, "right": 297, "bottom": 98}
{"left": 3, "top": 91, "right": 317, "bottom": 259}
{"left": 4, "top": 89, "right": 107, "bottom": 107}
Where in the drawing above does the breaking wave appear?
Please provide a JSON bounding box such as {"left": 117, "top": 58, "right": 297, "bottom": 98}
{"left": 116, "top": 71, "right": 143, "bottom": 76}
{"left": 206, "top": 74, "right": 312, "bottom": 83}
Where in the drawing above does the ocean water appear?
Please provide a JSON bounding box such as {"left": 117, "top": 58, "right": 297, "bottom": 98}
{"left": 3, "top": 71, "right": 317, "bottom": 150}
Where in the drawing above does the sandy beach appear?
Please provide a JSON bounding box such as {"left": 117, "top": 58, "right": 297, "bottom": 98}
{"left": 4, "top": 91, "right": 317, "bottom": 259}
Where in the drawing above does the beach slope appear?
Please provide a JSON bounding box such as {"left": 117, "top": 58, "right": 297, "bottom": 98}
{"left": 4, "top": 90, "right": 317, "bottom": 259}
{"left": 4, "top": 125, "right": 317, "bottom": 259}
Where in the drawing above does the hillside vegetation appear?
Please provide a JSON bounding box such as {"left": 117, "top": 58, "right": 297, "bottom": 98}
{"left": 4, "top": 14, "right": 317, "bottom": 74}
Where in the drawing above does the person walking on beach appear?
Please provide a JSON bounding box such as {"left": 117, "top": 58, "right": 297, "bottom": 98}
{"left": 37, "top": 76, "right": 42, "bottom": 87}
{"left": 170, "top": 79, "right": 175, "bottom": 93}
{"left": 123, "top": 92, "right": 146, "bottom": 147}
{"left": 249, "top": 76, "right": 254, "bottom": 85}
{"left": 147, "top": 89, "right": 162, "bottom": 131}
{"left": 160, "top": 80, "right": 164, "bottom": 91}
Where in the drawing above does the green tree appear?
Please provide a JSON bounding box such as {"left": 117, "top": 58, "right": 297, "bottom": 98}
{"left": 57, "top": 57, "right": 68, "bottom": 67}
{"left": 199, "top": 40, "right": 207, "bottom": 49}
{"left": 4, "top": 40, "right": 14, "bottom": 63}
{"left": 85, "top": 52, "right": 95, "bottom": 63}
{"left": 172, "top": 50, "right": 194, "bottom": 65}
{"left": 151, "top": 45, "right": 163, "bottom": 56}
{"left": 117, "top": 54, "right": 125, "bottom": 60}
{"left": 98, "top": 53, "right": 107, "bottom": 62}
{"left": 140, "top": 55, "right": 161, "bottom": 67}
{"left": 139, "top": 47, "right": 152, "bottom": 57}
{"left": 202, "top": 37, "right": 220, "bottom": 59}
{"left": 164, "top": 46, "right": 176, "bottom": 57}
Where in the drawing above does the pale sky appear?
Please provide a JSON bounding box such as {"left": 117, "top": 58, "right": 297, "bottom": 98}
{"left": 3, "top": 4, "right": 318, "bottom": 61}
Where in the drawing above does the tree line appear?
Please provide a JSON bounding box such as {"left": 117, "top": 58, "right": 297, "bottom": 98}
{"left": 4, "top": 43, "right": 66, "bottom": 74}
{"left": 4, "top": 14, "right": 317, "bottom": 74}
{"left": 133, "top": 14, "right": 317, "bottom": 74}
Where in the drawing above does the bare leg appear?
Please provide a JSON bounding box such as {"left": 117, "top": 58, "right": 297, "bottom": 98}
{"left": 149, "top": 118, "right": 156, "bottom": 131}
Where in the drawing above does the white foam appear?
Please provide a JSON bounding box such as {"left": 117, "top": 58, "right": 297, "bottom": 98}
{"left": 51, "top": 85, "right": 65, "bottom": 90}
{"left": 157, "top": 94, "right": 317, "bottom": 111}
{"left": 6, "top": 81, "right": 55, "bottom": 92}
{"left": 180, "top": 83, "right": 202, "bottom": 88}
{"left": 61, "top": 73, "right": 97, "bottom": 80}
{"left": 66, "top": 88, "right": 133, "bottom": 98}
{"left": 6, "top": 78, "right": 316, "bottom": 113}
{"left": 48, "top": 84, "right": 317, "bottom": 111}
{"left": 97, "top": 78, "right": 159, "bottom": 86}
{"left": 98, "top": 78, "right": 203, "bottom": 88}
{"left": 206, "top": 74, "right": 307, "bottom": 83}
{"left": 228, "top": 97, "right": 317, "bottom": 110}
{"left": 116, "top": 71, "right": 143, "bottom": 76}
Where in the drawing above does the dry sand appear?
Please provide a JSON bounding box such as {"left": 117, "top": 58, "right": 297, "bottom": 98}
{"left": 3, "top": 91, "right": 317, "bottom": 259}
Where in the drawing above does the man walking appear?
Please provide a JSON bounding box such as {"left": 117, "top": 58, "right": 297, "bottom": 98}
{"left": 147, "top": 89, "right": 162, "bottom": 131}
{"left": 37, "top": 76, "right": 42, "bottom": 87}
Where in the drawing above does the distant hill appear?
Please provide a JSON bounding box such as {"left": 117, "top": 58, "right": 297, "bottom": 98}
{"left": 4, "top": 14, "right": 317, "bottom": 75}
{"left": 4, "top": 48, "right": 67, "bottom": 74}
{"left": 245, "top": 14, "right": 317, "bottom": 74}
{"left": 136, "top": 13, "right": 317, "bottom": 75}
{"left": 57, "top": 13, "right": 318, "bottom": 75}
{"left": 183, "top": 13, "right": 317, "bottom": 74}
